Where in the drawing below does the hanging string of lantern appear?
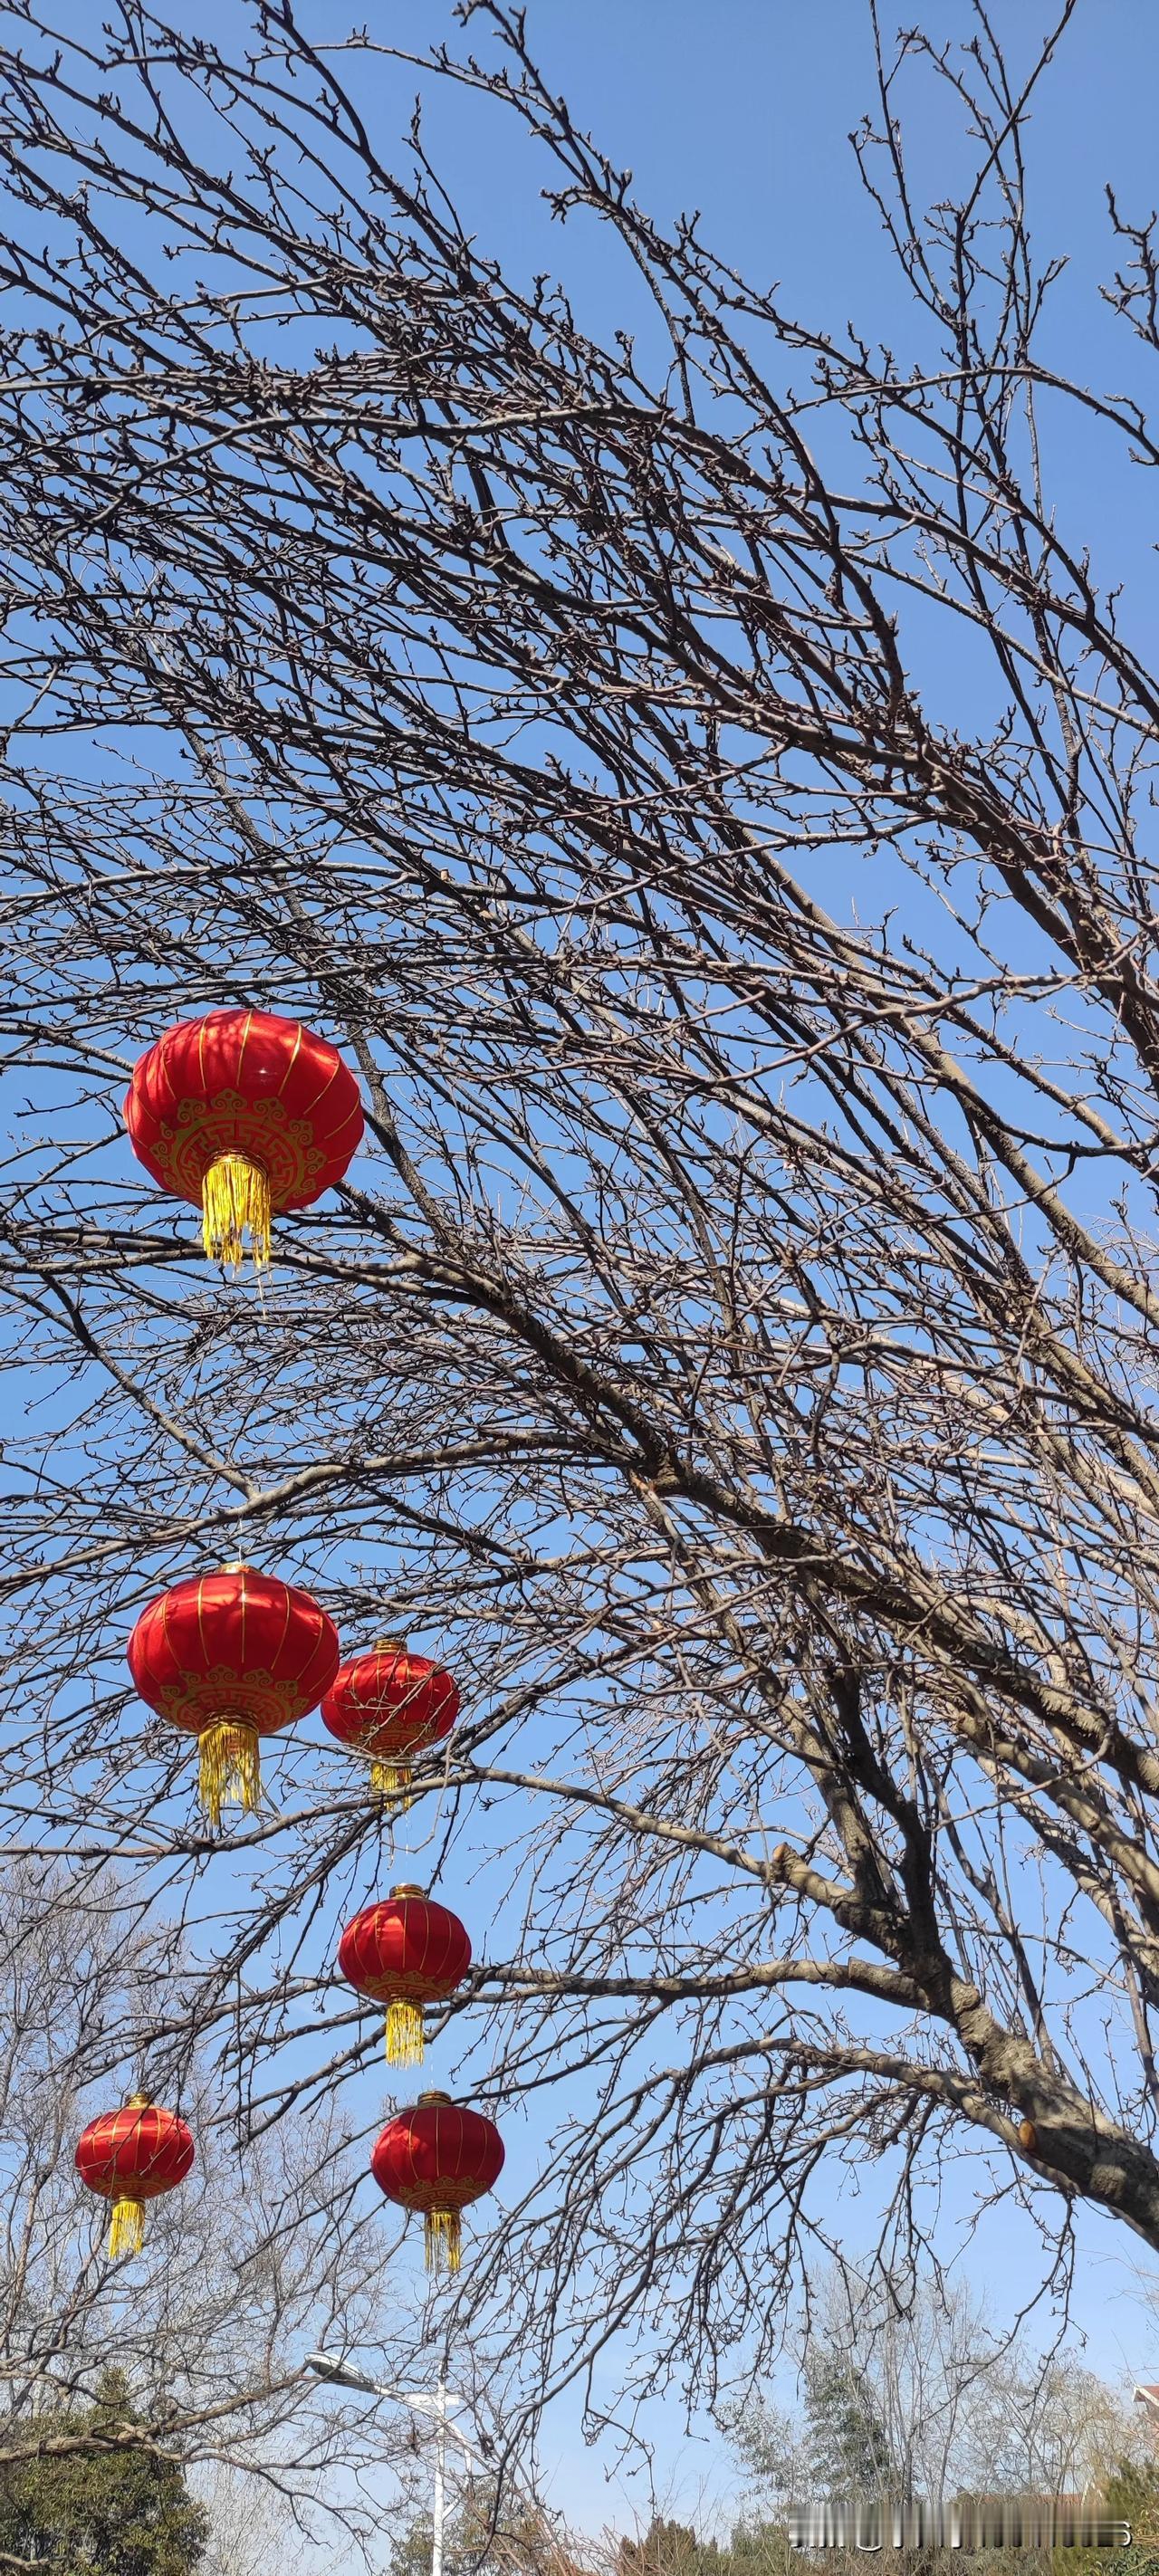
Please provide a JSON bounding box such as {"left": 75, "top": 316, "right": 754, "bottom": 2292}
{"left": 74, "top": 1010, "right": 509, "bottom": 2284}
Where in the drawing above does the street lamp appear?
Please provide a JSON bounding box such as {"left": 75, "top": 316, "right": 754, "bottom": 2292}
{"left": 307, "top": 2351, "right": 488, "bottom": 2576}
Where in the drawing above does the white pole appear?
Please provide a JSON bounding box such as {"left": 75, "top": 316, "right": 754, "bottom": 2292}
{"left": 431, "top": 2374, "right": 447, "bottom": 2576}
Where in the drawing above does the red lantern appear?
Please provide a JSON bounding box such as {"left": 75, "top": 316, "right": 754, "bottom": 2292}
{"left": 75, "top": 2094, "right": 195, "bottom": 2260}
{"left": 371, "top": 2092, "right": 503, "bottom": 2274}
{"left": 339, "top": 1887, "right": 472, "bottom": 2068}
{"left": 124, "top": 1007, "right": 363, "bottom": 1270}
{"left": 128, "top": 1562, "right": 340, "bottom": 1824}
{"left": 321, "top": 1639, "right": 458, "bottom": 1802}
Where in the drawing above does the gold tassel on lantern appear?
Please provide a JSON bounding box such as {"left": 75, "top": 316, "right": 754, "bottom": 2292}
{"left": 108, "top": 2196, "right": 145, "bottom": 2260}
{"left": 198, "top": 1720, "right": 261, "bottom": 1825}
{"left": 369, "top": 1756, "right": 413, "bottom": 1806}
{"left": 201, "top": 1152, "right": 272, "bottom": 1272}
{"left": 384, "top": 1998, "right": 425, "bottom": 2068}
{"left": 424, "top": 2207, "right": 462, "bottom": 2274}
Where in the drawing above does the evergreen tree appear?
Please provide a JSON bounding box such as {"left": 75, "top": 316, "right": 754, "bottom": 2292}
{"left": 0, "top": 2368, "right": 208, "bottom": 2575}
{"left": 1071, "top": 2459, "right": 1159, "bottom": 2576}
{"left": 802, "top": 2357, "right": 895, "bottom": 2501}
{"left": 618, "top": 2518, "right": 726, "bottom": 2576}
{"left": 388, "top": 2482, "right": 574, "bottom": 2576}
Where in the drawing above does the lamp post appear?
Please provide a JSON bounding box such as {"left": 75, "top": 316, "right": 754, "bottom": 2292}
{"left": 307, "top": 2351, "right": 487, "bottom": 2576}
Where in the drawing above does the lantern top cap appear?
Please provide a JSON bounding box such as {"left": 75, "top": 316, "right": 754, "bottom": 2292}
{"left": 221, "top": 1558, "right": 252, "bottom": 1574}
{"left": 372, "top": 1634, "right": 407, "bottom": 1654}
{"left": 390, "top": 1882, "right": 426, "bottom": 1900}
{"left": 126, "top": 2091, "right": 154, "bottom": 2108}
{"left": 417, "top": 2090, "right": 454, "bottom": 2108}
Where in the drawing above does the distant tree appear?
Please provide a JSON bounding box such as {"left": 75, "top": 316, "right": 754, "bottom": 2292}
{"left": 725, "top": 2303, "right": 1149, "bottom": 2576}
{"left": 726, "top": 2519, "right": 792, "bottom": 2576}
{"left": 801, "top": 2357, "right": 895, "bottom": 2503}
{"left": 735, "top": 2273, "right": 1144, "bottom": 2514}
{"left": 389, "top": 2481, "right": 585, "bottom": 2576}
{"left": 1105, "top": 2459, "right": 1159, "bottom": 2541}
{"left": 1063, "top": 2458, "right": 1159, "bottom": 2576}
{"left": 0, "top": 1858, "right": 404, "bottom": 2568}
{"left": 0, "top": 2366, "right": 208, "bottom": 2574}
{"left": 618, "top": 2519, "right": 726, "bottom": 2576}
{"left": 193, "top": 2463, "right": 312, "bottom": 2576}
{"left": 721, "top": 2396, "right": 803, "bottom": 2576}
{"left": 967, "top": 2359, "right": 1142, "bottom": 2504}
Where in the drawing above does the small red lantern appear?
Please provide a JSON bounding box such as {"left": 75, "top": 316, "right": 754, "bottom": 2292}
{"left": 321, "top": 1639, "right": 458, "bottom": 1802}
{"left": 124, "top": 1007, "right": 363, "bottom": 1270}
{"left": 75, "top": 2094, "right": 195, "bottom": 2260}
{"left": 339, "top": 1887, "right": 472, "bottom": 2068}
{"left": 371, "top": 2092, "right": 503, "bottom": 2274}
{"left": 128, "top": 1562, "right": 340, "bottom": 1824}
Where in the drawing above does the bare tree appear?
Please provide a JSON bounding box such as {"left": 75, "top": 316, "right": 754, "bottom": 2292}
{"left": 0, "top": 1858, "right": 405, "bottom": 2566}
{"left": 0, "top": 0, "right": 1157, "bottom": 2457}
{"left": 963, "top": 2352, "right": 1141, "bottom": 2506}
{"left": 763, "top": 2272, "right": 1146, "bottom": 2507}
{"left": 194, "top": 2465, "right": 315, "bottom": 2576}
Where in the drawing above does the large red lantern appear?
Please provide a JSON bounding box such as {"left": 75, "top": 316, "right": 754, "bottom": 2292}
{"left": 128, "top": 1563, "right": 340, "bottom": 1824}
{"left": 321, "top": 1640, "right": 459, "bottom": 1802}
{"left": 339, "top": 1887, "right": 472, "bottom": 2068}
{"left": 75, "top": 2094, "right": 195, "bottom": 2260}
{"left": 124, "top": 1007, "right": 363, "bottom": 1270}
{"left": 371, "top": 2092, "right": 503, "bottom": 2274}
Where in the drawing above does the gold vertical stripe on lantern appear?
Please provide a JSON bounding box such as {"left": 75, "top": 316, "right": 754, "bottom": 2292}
{"left": 108, "top": 2196, "right": 146, "bottom": 2260}
{"left": 384, "top": 1998, "right": 425, "bottom": 2067}
{"left": 198, "top": 1720, "right": 261, "bottom": 1825}
{"left": 424, "top": 2207, "right": 462, "bottom": 2274}
{"left": 201, "top": 1152, "right": 272, "bottom": 1271}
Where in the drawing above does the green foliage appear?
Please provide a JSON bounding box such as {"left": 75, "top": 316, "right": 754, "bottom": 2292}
{"left": 0, "top": 2368, "right": 207, "bottom": 2575}
{"left": 1101, "top": 2456, "right": 1159, "bottom": 2540}
{"left": 617, "top": 2505, "right": 796, "bottom": 2576}
{"left": 723, "top": 2515, "right": 794, "bottom": 2576}
{"left": 801, "top": 2357, "right": 895, "bottom": 2501}
{"left": 1069, "top": 2458, "right": 1159, "bottom": 2576}
{"left": 388, "top": 2481, "right": 568, "bottom": 2576}
{"left": 619, "top": 2519, "right": 728, "bottom": 2576}
{"left": 724, "top": 2399, "right": 800, "bottom": 2504}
